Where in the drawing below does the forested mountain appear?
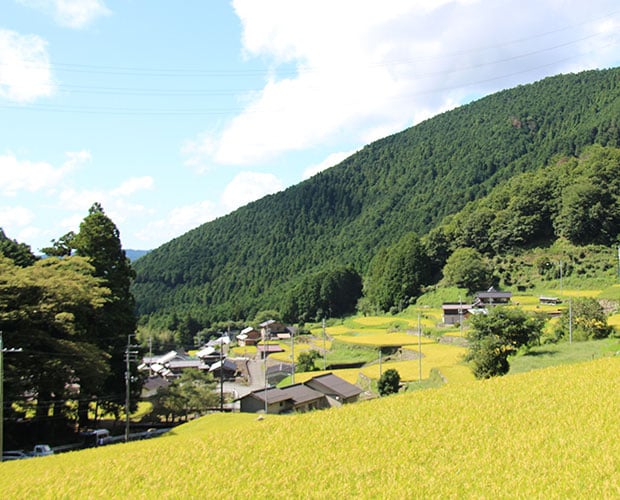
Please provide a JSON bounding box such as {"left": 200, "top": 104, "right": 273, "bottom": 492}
{"left": 132, "top": 67, "right": 620, "bottom": 326}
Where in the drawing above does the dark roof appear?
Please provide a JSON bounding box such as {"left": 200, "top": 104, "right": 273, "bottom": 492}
{"left": 257, "top": 344, "right": 285, "bottom": 353}
{"left": 442, "top": 303, "right": 473, "bottom": 311}
{"left": 305, "top": 373, "right": 362, "bottom": 399}
{"left": 279, "top": 384, "right": 325, "bottom": 405}
{"left": 266, "top": 363, "right": 293, "bottom": 376}
{"left": 246, "top": 387, "right": 292, "bottom": 404}
{"left": 475, "top": 287, "right": 512, "bottom": 299}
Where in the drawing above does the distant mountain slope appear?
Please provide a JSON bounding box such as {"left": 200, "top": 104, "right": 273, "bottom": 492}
{"left": 132, "top": 67, "right": 620, "bottom": 324}
{"left": 125, "top": 249, "right": 150, "bottom": 262}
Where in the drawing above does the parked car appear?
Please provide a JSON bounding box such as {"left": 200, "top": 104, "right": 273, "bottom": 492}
{"left": 2, "top": 450, "right": 30, "bottom": 461}
{"left": 31, "top": 444, "right": 54, "bottom": 457}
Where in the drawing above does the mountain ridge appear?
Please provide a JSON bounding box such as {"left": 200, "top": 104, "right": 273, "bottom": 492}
{"left": 132, "top": 67, "right": 620, "bottom": 326}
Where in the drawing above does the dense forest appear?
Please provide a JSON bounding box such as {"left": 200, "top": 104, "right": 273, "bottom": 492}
{"left": 132, "top": 67, "right": 620, "bottom": 328}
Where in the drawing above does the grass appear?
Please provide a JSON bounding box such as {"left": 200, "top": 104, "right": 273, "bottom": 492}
{"left": 509, "top": 338, "right": 620, "bottom": 374}
{"left": 2, "top": 357, "right": 618, "bottom": 497}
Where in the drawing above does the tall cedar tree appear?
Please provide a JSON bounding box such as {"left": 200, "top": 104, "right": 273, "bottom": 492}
{"left": 73, "top": 203, "right": 138, "bottom": 424}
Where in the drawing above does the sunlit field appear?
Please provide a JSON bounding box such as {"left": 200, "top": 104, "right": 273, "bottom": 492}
{"left": 336, "top": 331, "right": 435, "bottom": 347}
{"left": 2, "top": 357, "right": 618, "bottom": 498}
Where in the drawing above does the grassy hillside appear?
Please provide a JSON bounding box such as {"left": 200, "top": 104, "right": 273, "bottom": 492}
{"left": 132, "top": 67, "right": 620, "bottom": 326}
{"left": 2, "top": 357, "right": 618, "bottom": 497}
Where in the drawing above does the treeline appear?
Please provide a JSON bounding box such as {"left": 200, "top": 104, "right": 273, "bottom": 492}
{"left": 131, "top": 67, "right": 620, "bottom": 328}
{"left": 426, "top": 144, "right": 620, "bottom": 266}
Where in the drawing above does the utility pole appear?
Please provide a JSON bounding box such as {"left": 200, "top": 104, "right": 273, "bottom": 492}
{"left": 124, "top": 334, "right": 137, "bottom": 443}
{"left": 458, "top": 296, "right": 463, "bottom": 338}
{"left": 148, "top": 335, "right": 153, "bottom": 377}
{"left": 569, "top": 299, "right": 573, "bottom": 345}
{"left": 219, "top": 334, "right": 224, "bottom": 412}
{"left": 418, "top": 313, "right": 422, "bottom": 383}
{"left": 322, "top": 318, "right": 327, "bottom": 370}
{"left": 263, "top": 327, "right": 269, "bottom": 414}
{"left": 0, "top": 332, "right": 23, "bottom": 461}
{"left": 291, "top": 327, "right": 295, "bottom": 384}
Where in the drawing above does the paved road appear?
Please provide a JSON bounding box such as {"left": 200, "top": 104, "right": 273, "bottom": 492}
{"left": 223, "top": 357, "right": 265, "bottom": 399}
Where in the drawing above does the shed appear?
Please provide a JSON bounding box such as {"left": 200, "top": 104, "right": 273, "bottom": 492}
{"left": 441, "top": 303, "right": 472, "bottom": 325}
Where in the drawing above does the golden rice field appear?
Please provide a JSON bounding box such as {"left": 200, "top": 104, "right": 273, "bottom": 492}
{"left": 2, "top": 357, "right": 618, "bottom": 498}
{"left": 336, "top": 331, "right": 436, "bottom": 347}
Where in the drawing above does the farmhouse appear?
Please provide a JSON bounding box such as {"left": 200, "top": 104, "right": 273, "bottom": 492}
{"left": 304, "top": 373, "right": 363, "bottom": 406}
{"left": 473, "top": 286, "right": 512, "bottom": 307}
{"left": 239, "top": 387, "right": 295, "bottom": 414}
{"left": 260, "top": 319, "right": 289, "bottom": 339}
{"left": 237, "top": 326, "right": 261, "bottom": 346}
{"left": 208, "top": 358, "right": 238, "bottom": 380}
{"left": 237, "top": 373, "right": 362, "bottom": 414}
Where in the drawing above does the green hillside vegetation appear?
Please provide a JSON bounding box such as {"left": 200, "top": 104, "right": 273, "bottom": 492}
{"left": 2, "top": 357, "right": 618, "bottom": 497}
{"left": 132, "top": 67, "right": 620, "bottom": 328}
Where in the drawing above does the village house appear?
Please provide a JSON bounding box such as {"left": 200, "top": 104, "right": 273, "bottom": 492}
{"left": 237, "top": 326, "right": 261, "bottom": 346}
{"left": 237, "top": 372, "right": 362, "bottom": 414}
{"left": 259, "top": 319, "right": 289, "bottom": 340}
{"left": 304, "top": 373, "right": 363, "bottom": 406}
{"left": 473, "top": 286, "right": 512, "bottom": 307}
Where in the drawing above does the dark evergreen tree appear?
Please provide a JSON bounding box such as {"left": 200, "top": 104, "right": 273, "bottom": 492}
{"left": 378, "top": 368, "right": 401, "bottom": 396}
{"left": 0, "top": 228, "right": 37, "bottom": 267}
{"left": 365, "top": 233, "right": 430, "bottom": 313}
{"left": 73, "top": 203, "right": 138, "bottom": 425}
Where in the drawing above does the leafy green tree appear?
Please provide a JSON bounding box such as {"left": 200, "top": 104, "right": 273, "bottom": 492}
{"left": 296, "top": 350, "right": 321, "bottom": 372}
{"left": 364, "top": 233, "right": 431, "bottom": 313}
{"left": 0, "top": 255, "right": 110, "bottom": 423}
{"left": 442, "top": 247, "right": 493, "bottom": 294}
{"left": 555, "top": 298, "right": 612, "bottom": 341}
{"left": 254, "top": 310, "right": 282, "bottom": 325}
{"left": 465, "top": 307, "right": 545, "bottom": 379}
{"left": 40, "top": 231, "right": 76, "bottom": 257}
{"left": 151, "top": 369, "right": 218, "bottom": 422}
{"left": 554, "top": 145, "right": 620, "bottom": 245}
{"left": 465, "top": 335, "right": 510, "bottom": 379}
{"left": 72, "top": 203, "right": 138, "bottom": 424}
{"left": 378, "top": 368, "right": 401, "bottom": 396}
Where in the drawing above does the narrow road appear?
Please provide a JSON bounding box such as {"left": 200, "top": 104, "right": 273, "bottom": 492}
{"left": 223, "top": 357, "right": 266, "bottom": 399}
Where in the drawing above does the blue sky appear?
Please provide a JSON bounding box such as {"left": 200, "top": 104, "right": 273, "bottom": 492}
{"left": 1, "top": 1, "right": 620, "bottom": 253}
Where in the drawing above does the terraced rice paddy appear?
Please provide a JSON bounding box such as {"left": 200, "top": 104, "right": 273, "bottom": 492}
{"left": 2, "top": 357, "right": 618, "bottom": 497}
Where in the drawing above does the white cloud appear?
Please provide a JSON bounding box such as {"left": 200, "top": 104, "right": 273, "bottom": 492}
{"left": 133, "top": 171, "right": 284, "bottom": 248}
{"left": 0, "top": 150, "right": 87, "bottom": 196}
{"left": 187, "top": 0, "right": 620, "bottom": 167}
{"left": 0, "top": 29, "right": 54, "bottom": 102}
{"left": 135, "top": 200, "right": 218, "bottom": 246}
{"left": 17, "top": 0, "right": 111, "bottom": 29}
{"left": 302, "top": 150, "right": 358, "bottom": 180}
{"left": 0, "top": 205, "right": 34, "bottom": 227}
{"left": 111, "top": 176, "right": 155, "bottom": 197}
{"left": 221, "top": 171, "right": 284, "bottom": 211}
